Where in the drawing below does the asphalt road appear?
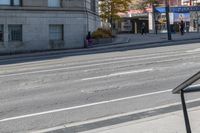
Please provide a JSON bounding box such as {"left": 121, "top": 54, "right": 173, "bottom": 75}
{"left": 0, "top": 42, "right": 200, "bottom": 133}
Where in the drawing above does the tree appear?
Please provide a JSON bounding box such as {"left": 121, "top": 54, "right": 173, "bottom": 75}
{"left": 145, "top": 0, "right": 159, "bottom": 5}
{"left": 99, "top": 0, "right": 132, "bottom": 29}
{"left": 130, "top": 0, "right": 159, "bottom": 11}
{"left": 130, "top": 0, "right": 146, "bottom": 10}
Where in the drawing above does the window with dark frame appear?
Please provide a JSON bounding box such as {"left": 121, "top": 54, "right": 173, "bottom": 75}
{"left": 0, "top": 25, "right": 3, "bottom": 42}
{"left": 0, "top": 0, "right": 22, "bottom": 6}
{"left": 8, "top": 25, "right": 22, "bottom": 41}
{"left": 0, "top": 0, "right": 10, "bottom": 5}
{"left": 48, "top": 0, "right": 61, "bottom": 7}
{"left": 49, "top": 25, "right": 64, "bottom": 41}
{"left": 12, "top": 0, "right": 21, "bottom": 6}
{"left": 91, "top": 0, "right": 96, "bottom": 12}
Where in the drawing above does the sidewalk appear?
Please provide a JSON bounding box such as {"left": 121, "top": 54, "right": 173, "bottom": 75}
{"left": 82, "top": 107, "right": 200, "bottom": 133}
{"left": 91, "top": 32, "right": 200, "bottom": 48}
{"left": 0, "top": 32, "right": 199, "bottom": 60}
{"left": 117, "top": 32, "right": 200, "bottom": 45}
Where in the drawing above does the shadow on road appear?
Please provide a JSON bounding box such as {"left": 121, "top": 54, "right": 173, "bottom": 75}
{"left": 0, "top": 39, "right": 200, "bottom": 66}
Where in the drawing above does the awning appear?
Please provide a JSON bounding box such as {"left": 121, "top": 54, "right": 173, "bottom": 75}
{"left": 155, "top": 6, "right": 200, "bottom": 13}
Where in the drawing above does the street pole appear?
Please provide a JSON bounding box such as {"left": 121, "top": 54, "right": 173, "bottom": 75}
{"left": 197, "top": 12, "right": 199, "bottom": 33}
{"left": 165, "top": 0, "right": 172, "bottom": 40}
{"left": 198, "top": 19, "right": 199, "bottom": 33}
{"left": 110, "top": 1, "right": 114, "bottom": 34}
{"left": 153, "top": 4, "right": 157, "bottom": 34}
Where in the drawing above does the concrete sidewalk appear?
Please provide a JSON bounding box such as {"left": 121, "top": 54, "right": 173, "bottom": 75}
{"left": 0, "top": 32, "right": 199, "bottom": 61}
{"left": 92, "top": 32, "right": 200, "bottom": 48}
{"left": 117, "top": 32, "right": 200, "bottom": 44}
{"left": 81, "top": 107, "right": 200, "bottom": 133}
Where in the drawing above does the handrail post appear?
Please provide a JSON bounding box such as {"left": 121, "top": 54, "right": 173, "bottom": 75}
{"left": 181, "top": 90, "right": 192, "bottom": 133}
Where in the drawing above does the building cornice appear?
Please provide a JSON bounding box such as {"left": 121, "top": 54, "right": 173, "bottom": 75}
{"left": 0, "top": 6, "right": 99, "bottom": 16}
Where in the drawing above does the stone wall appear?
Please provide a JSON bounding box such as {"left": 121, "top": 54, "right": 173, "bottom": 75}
{"left": 23, "top": 0, "right": 47, "bottom": 7}
{"left": 0, "top": 10, "right": 99, "bottom": 54}
{"left": 0, "top": 0, "right": 100, "bottom": 54}
{"left": 22, "top": 0, "right": 98, "bottom": 12}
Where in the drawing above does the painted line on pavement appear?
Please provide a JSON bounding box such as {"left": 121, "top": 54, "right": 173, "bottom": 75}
{"left": 0, "top": 45, "right": 191, "bottom": 67}
{"left": 32, "top": 98, "right": 200, "bottom": 133}
{"left": 1, "top": 51, "right": 199, "bottom": 78}
{"left": 81, "top": 68, "right": 154, "bottom": 81}
{"left": 0, "top": 89, "right": 171, "bottom": 123}
{"left": 0, "top": 48, "right": 191, "bottom": 71}
{"left": 186, "top": 48, "right": 200, "bottom": 53}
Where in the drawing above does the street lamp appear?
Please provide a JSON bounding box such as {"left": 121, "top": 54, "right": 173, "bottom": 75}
{"left": 165, "top": 0, "right": 172, "bottom": 40}
{"left": 196, "top": 11, "right": 199, "bottom": 32}
{"left": 152, "top": 2, "right": 159, "bottom": 34}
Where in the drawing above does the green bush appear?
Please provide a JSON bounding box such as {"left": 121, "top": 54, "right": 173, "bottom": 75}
{"left": 92, "top": 28, "right": 112, "bottom": 39}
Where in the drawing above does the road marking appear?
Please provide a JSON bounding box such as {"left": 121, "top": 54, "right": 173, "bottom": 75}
{"left": 81, "top": 68, "right": 154, "bottom": 81}
{"left": 186, "top": 48, "right": 200, "bottom": 53}
{"left": 0, "top": 48, "right": 187, "bottom": 67}
{"left": 0, "top": 51, "right": 200, "bottom": 78}
{"left": 32, "top": 98, "right": 200, "bottom": 133}
{"left": 0, "top": 67, "right": 71, "bottom": 78}
{"left": 0, "top": 89, "right": 171, "bottom": 123}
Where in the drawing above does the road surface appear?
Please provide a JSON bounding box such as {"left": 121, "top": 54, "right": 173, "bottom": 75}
{"left": 0, "top": 42, "right": 200, "bottom": 132}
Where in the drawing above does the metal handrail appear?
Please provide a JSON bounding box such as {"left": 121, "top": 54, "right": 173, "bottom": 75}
{"left": 172, "top": 71, "right": 200, "bottom": 133}
{"left": 172, "top": 71, "right": 200, "bottom": 94}
{"left": 184, "top": 84, "right": 200, "bottom": 93}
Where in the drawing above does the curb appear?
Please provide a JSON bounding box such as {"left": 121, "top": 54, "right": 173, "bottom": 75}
{"left": 31, "top": 101, "right": 200, "bottom": 133}
{"left": 91, "top": 37, "right": 131, "bottom": 48}
{"left": 0, "top": 38, "right": 131, "bottom": 61}
{"left": 81, "top": 106, "right": 200, "bottom": 133}
{"left": 0, "top": 37, "right": 199, "bottom": 61}
{"left": 102, "top": 37, "right": 200, "bottom": 47}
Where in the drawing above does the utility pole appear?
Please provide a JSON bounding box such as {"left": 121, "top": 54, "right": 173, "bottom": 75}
{"left": 165, "top": 0, "right": 172, "bottom": 40}
{"left": 197, "top": 12, "right": 199, "bottom": 33}
{"left": 152, "top": 4, "right": 157, "bottom": 34}
{"left": 110, "top": 1, "right": 114, "bottom": 31}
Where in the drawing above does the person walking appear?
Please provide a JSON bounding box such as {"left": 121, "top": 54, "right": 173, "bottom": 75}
{"left": 141, "top": 22, "right": 146, "bottom": 35}
{"left": 180, "top": 20, "right": 185, "bottom": 35}
{"left": 86, "top": 31, "right": 92, "bottom": 47}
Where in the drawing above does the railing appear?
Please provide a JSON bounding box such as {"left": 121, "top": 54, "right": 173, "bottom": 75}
{"left": 172, "top": 71, "right": 200, "bottom": 133}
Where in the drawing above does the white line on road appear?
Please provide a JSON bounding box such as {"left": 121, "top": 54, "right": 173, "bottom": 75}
{"left": 0, "top": 67, "right": 70, "bottom": 78}
{"left": 0, "top": 89, "right": 171, "bottom": 123}
{"left": 81, "top": 68, "right": 154, "bottom": 81}
{"left": 0, "top": 52, "right": 200, "bottom": 78}
{"left": 0, "top": 48, "right": 188, "bottom": 67}
{"left": 33, "top": 98, "right": 200, "bottom": 133}
{"left": 186, "top": 48, "right": 200, "bottom": 53}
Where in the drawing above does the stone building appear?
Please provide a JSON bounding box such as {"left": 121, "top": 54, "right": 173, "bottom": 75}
{"left": 0, "top": 0, "right": 100, "bottom": 54}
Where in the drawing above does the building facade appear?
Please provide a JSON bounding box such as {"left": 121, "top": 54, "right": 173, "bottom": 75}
{"left": 157, "top": 0, "right": 182, "bottom": 6}
{"left": 182, "top": 0, "right": 200, "bottom": 6}
{"left": 0, "top": 0, "right": 100, "bottom": 54}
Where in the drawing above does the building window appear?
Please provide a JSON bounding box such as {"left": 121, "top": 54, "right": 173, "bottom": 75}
{"left": 0, "top": 0, "right": 22, "bottom": 6}
{"left": 12, "top": 0, "right": 21, "bottom": 6}
{"left": 0, "top": 25, "right": 3, "bottom": 42}
{"left": 8, "top": 25, "right": 22, "bottom": 41}
{"left": 48, "top": 0, "right": 61, "bottom": 7}
{"left": 91, "top": 0, "right": 96, "bottom": 12}
{"left": 49, "top": 25, "right": 63, "bottom": 41}
{"left": 0, "top": 0, "right": 10, "bottom": 5}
